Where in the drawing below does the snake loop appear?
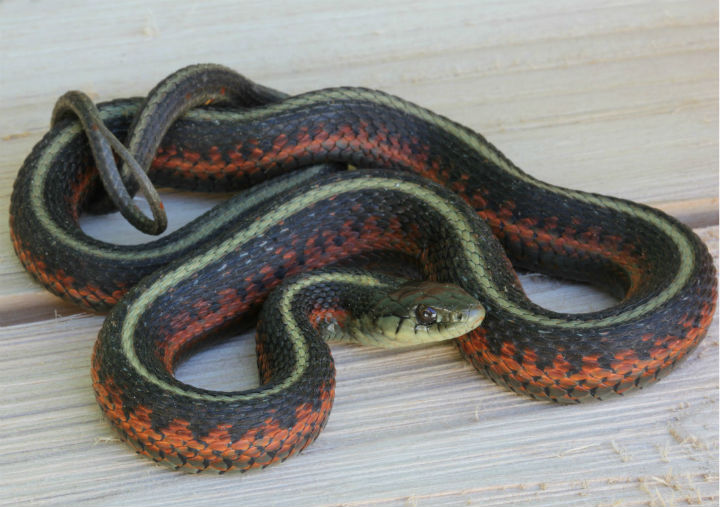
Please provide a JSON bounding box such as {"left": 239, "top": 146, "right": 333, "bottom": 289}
{"left": 52, "top": 90, "right": 168, "bottom": 234}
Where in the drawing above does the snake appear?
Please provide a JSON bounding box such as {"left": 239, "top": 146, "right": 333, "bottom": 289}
{"left": 9, "top": 64, "right": 717, "bottom": 473}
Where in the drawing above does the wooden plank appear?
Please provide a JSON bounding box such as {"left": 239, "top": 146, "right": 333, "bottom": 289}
{"left": 0, "top": 0, "right": 717, "bottom": 505}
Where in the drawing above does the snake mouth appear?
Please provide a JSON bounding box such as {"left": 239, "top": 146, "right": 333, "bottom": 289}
{"left": 459, "top": 304, "right": 485, "bottom": 334}
{"left": 465, "top": 305, "right": 486, "bottom": 327}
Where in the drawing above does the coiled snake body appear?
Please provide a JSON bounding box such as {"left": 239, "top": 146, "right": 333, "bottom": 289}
{"left": 9, "top": 64, "right": 717, "bottom": 473}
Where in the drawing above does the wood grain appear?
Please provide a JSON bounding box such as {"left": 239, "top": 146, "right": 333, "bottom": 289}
{"left": 0, "top": 0, "right": 717, "bottom": 505}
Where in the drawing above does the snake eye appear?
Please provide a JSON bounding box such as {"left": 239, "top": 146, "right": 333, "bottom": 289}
{"left": 416, "top": 305, "right": 438, "bottom": 325}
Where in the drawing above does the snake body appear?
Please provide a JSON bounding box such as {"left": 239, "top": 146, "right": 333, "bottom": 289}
{"left": 9, "top": 65, "right": 717, "bottom": 473}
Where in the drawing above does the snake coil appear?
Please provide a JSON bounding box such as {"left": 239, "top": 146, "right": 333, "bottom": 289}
{"left": 9, "top": 64, "right": 717, "bottom": 473}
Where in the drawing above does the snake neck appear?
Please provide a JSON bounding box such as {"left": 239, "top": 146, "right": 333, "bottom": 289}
{"left": 319, "top": 311, "right": 387, "bottom": 347}
{"left": 300, "top": 272, "right": 396, "bottom": 347}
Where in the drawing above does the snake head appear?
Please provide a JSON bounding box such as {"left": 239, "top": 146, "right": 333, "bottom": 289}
{"left": 368, "top": 280, "right": 485, "bottom": 348}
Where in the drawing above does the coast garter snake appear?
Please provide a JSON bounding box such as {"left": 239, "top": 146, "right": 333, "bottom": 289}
{"left": 9, "top": 64, "right": 717, "bottom": 473}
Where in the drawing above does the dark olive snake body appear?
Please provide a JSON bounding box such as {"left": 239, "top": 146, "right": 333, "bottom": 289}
{"left": 9, "top": 64, "right": 717, "bottom": 473}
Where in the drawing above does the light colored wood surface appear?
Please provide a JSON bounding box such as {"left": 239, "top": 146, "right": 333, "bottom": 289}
{"left": 0, "top": 1, "right": 717, "bottom": 506}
